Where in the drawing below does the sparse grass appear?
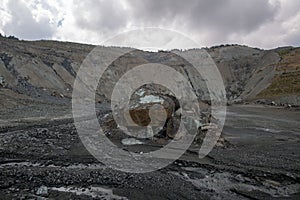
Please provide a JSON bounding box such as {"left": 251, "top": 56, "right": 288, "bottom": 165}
{"left": 277, "top": 48, "right": 294, "bottom": 57}
{"left": 257, "top": 71, "right": 300, "bottom": 98}
{"left": 257, "top": 48, "right": 300, "bottom": 98}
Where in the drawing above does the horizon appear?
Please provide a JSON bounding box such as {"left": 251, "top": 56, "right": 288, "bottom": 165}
{"left": 1, "top": 33, "right": 299, "bottom": 51}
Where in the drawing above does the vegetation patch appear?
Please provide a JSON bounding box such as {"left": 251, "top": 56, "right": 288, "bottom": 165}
{"left": 257, "top": 48, "right": 300, "bottom": 98}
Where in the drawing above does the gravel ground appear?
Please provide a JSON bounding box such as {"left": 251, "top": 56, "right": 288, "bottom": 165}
{"left": 0, "top": 105, "right": 299, "bottom": 199}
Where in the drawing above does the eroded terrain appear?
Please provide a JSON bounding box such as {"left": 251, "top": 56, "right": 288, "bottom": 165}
{"left": 0, "top": 105, "right": 299, "bottom": 200}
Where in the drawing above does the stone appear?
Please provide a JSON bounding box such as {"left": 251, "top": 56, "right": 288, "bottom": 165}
{"left": 235, "top": 174, "right": 245, "bottom": 183}
{"left": 0, "top": 76, "right": 7, "bottom": 88}
{"left": 36, "top": 185, "right": 48, "bottom": 197}
{"left": 104, "top": 85, "right": 227, "bottom": 146}
{"left": 264, "top": 179, "right": 281, "bottom": 187}
{"left": 166, "top": 116, "right": 181, "bottom": 139}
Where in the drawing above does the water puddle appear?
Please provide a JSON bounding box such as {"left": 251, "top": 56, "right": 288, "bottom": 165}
{"left": 50, "top": 186, "right": 127, "bottom": 199}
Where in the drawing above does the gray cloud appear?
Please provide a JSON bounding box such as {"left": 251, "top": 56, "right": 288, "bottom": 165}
{"left": 285, "top": 31, "right": 300, "bottom": 47}
{"left": 3, "top": 0, "right": 55, "bottom": 40}
{"left": 0, "top": 0, "right": 299, "bottom": 48}
{"left": 127, "top": 0, "right": 279, "bottom": 43}
{"left": 70, "top": 0, "right": 280, "bottom": 45}
{"left": 189, "top": 0, "right": 278, "bottom": 33}
{"left": 73, "top": 0, "right": 127, "bottom": 33}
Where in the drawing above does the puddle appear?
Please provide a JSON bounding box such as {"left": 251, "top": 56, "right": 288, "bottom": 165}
{"left": 50, "top": 186, "right": 128, "bottom": 199}
{"left": 121, "top": 138, "right": 144, "bottom": 145}
{"left": 0, "top": 162, "right": 105, "bottom": 170}
{"left": 171, "top": 168, "right": 300, "bottom": 198}
{"left": 0, "top": 162, "right": 40, "bottom": 168}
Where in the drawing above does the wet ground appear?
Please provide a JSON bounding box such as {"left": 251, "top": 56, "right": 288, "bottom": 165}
{"left": 0, "top": 105, "right": 299, "bottom": 199}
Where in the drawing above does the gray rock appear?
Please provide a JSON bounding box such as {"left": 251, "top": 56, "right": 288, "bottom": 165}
{"left": 36, "top": 185, "right": 48, "bottom": 196}
{"left": 0, "top": 76, "right": 7, "bottom": 87}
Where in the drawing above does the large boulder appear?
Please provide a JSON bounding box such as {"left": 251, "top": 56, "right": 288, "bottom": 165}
{"left": 102, "top": 85, "right": 228, "bottom": 147}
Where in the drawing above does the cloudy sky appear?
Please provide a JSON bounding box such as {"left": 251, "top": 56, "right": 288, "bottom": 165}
{"left": 0, "top": 0, "right": 299, "bottom": 49}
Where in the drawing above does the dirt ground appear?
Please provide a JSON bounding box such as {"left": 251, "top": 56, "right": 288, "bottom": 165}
{"left": 0, "top": 104, "right": 299, "bottom": 200}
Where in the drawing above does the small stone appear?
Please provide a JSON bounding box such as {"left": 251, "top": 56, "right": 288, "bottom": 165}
{"left": 36, "top": 185, "right": 48, "bottom": 196}
{"left": 180, "top": 172, "right": 189, "bottom": 178}
{"left": 235, "top": 174, "right": 245, "bottom": 183}
{"left": 264, "top": 179, "right": 281, "bottom": 187}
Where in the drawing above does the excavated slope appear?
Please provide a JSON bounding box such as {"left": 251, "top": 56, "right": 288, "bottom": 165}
{"left": 0, "top": 37, "right": 299, "bottom": 119}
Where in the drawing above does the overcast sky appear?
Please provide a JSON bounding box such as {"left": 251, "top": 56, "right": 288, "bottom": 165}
{"left": 0, "top": 0, "right": 299, "bottom": 49}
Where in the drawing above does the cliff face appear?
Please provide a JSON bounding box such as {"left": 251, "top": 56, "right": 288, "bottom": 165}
{"left": 0, "top": 37, "right": 299, "bottom": 115}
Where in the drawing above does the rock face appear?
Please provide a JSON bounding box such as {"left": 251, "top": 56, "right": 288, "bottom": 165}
{"left": 206, "top": 45, "right": 280, "bottom": 101}
{"left": 0, "top": 37, "right": 299, "bottom": 121}
{"left": 0, "top": 37, "right": 298, "bottom": 108}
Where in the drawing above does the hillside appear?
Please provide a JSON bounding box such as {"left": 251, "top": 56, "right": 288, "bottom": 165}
{"left": 256, "top": 47, "right": 300, "bottom": 105}
{"left": 0, "top": 37, "right": 299, "bottom": 121}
